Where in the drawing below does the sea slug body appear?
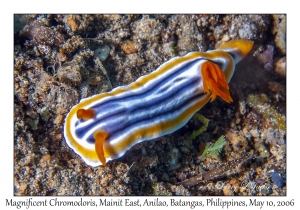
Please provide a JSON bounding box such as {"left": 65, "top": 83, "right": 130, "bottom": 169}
{"left": 63, "top": 39, "right": 254, "bottom": 166}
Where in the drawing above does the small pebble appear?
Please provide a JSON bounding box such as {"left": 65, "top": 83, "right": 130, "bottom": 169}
{"left": 94, "top": 45, "right": 111, "bottom": 61}
{"left": 39, "top": 154, "right": 51, "bottom": 163}
{"left": 223, "top": 183, "right": 234, "bottom": 196}
{"left": 275, "top": 57, "right": 286, "bottom": 77}
{"left": 65, "top": 15, "right": 78, "bottom": 32}
{"left": 230, "top": 121, "right": 235, "bottom": 128}
{"left": 120, "top": 40, "right": 138, "bottom": 54}
{"left": 250, "top": 128, "right": 259, "bottom": 138}
{"left": 239, "top": 100, "right": 247, "bottom": 115}
{"left": 40, "top": 107, "right": 50, "bottom": 121}
{"left": 269, "top": 170, "right": 285, "bottom": 188}
{"left": 26, "top": 110, "right": 38, "bottom": 119}
{"left": 54, "top": 114, "right": 64, "bottom": 125}
{"left": 89, "top": 76, "right": 102, "bottom": 86}
{"left": 19, "top": 155, "right": 32, "bottom": 167}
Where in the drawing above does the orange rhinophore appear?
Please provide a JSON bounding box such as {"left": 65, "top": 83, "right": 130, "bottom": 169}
{"left": 94, "top": 130, "right": 108, "bottom": 166}
{"left": 77, "top": 109, "right": 95, "bottom": 121}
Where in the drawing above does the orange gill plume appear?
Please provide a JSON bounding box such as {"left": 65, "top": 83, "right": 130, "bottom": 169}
{"left": 201, "top": 61, "right": 233, "bottom": 103}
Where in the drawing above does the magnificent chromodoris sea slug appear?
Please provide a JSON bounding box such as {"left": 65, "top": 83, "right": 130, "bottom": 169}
{"left": 63, "top": 39, "right": 254, "bottom": 166}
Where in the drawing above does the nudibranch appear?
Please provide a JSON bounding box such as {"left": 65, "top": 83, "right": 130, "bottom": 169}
{"left": 63, "top": 39, "right": 253, "bottom": 166}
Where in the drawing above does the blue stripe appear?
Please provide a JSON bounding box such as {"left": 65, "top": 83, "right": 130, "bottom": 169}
{"left": 78, "top": 77, "right": 203, "bottom": 143}
{"left": 75, "top": 59, "right": 203, "bottom": 138}
{"left": 90, "top": 58, "right": 205, "bottom": 111}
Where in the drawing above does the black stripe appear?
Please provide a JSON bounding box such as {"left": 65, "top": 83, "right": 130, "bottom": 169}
{"left": 83, "top": 79, "right": 205, "bottom": 143}
{"left": 90, "top": 58, "right": 205, "bottom": 112}
{"left": 109, "top": 82, "right": 204, "bottom": 140}
{"left": 75, "top": 59, "right": 204, "bottom": 138}
{"left": 75, "top": 75, "right": 195, "bottom": 135}
{"left": 76, "top": 74, "right": 200, "bottom": 139}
